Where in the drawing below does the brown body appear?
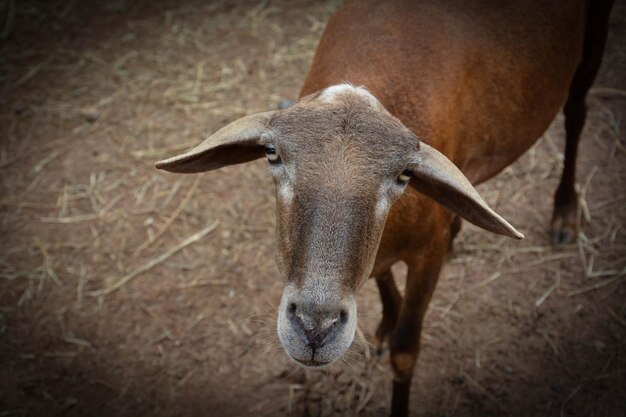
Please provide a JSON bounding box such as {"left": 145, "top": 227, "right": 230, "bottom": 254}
{"left": 301, "top": 0, "right": 587, "bottom": 291}
{"left": 157, "top": 1, "right": 613, "bottom": 415}
{"left": 294, "top": 0, "right": 611, "bottom": 414}
{"left": 303, "top": 1, "right": 579, "bottom": 181}
{"left": 300, "top": 0, "right": 612, "bottom": 414}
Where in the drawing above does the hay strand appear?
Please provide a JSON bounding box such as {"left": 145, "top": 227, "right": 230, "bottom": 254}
{"left": 133, "top": 176, "right": 200, "bottom": 257}
{"left": 590, "top": 87, "right": 626, "bottom": 98}
{"left": 89, "top": 220, "right": 219, "bottom": 296}
{"left": 535, "top": 272, "right": 560, "bottom": 307}
{"left": 566, "top": 273, "right": 625, "bottom": 297}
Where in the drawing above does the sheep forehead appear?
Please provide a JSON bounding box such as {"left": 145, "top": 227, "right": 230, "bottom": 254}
{"left": 270, "top": 85, "right": 417, "bottom": 178}
{"left": 318, "top": 83, "right": 382, "bottom": 110}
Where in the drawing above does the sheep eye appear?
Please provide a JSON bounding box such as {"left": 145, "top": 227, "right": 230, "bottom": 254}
{"left": 397, "top": 169, "right": 414, "bottom": 184}
{"left": 265, "top": 144, "right": 280, "bottom": 163}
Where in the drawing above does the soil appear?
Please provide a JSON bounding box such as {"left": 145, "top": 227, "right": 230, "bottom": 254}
{"left": 0, "top": 1, "right": 624, "bottom": 416}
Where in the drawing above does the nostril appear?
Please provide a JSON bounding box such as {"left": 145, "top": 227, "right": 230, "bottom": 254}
{"left": 339, "top": 309, "right": 348, "bottom": 324}
{"left": 288, "top": 302, "right": 297, "bottom": 315}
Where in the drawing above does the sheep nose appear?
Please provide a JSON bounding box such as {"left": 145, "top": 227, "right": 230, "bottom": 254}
{"left": 287, "top": 302, "right": 348, "bottom": 349}
{"left": 304, "top": 326, "right": 333, "bottom": 349}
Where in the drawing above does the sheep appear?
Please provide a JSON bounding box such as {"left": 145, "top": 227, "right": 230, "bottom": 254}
{"left": 155, "top": 0, "right": 614, "bottom": 415}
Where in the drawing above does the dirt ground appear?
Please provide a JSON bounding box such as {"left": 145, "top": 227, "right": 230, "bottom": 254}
{"left": 0, "top": 1, "right": 625, "bottom": 416}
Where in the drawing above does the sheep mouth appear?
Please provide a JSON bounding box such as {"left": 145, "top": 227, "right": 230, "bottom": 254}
{"left": 293, "top": 357, "right": 332, "bottom": 368}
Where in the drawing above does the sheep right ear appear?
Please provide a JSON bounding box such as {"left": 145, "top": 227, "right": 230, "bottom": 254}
{"left": 155, "top": 111, "right": 276, "bottom": 173}
{"left": 409, "top": 141, "right": 524, "bottom": 239}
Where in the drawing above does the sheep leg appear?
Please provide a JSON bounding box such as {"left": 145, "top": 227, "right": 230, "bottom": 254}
{"left": 551, "top": 0, "right": 613, "bottom": 245}
{"left": 388, "top": 239, "right": 446, "bottom": 417}
{"left": 375, "top": 268, "right": 402, "bottom": 355}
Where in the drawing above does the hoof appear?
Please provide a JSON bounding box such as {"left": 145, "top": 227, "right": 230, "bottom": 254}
{"left": 550, "top": 209, "right": 578, "bottom": 246}
{"left": 551, "top": 186, "right": 579, "bottom": 246}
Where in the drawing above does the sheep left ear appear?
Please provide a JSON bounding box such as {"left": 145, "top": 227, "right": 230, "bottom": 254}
{"left": 409, "top": 141, "right": 524, "bottom": 239}
{"left": 155, "top": 111, "right": 276, "bottom": 173}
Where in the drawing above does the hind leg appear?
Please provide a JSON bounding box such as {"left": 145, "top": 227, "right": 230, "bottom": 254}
{"left": 551, "top": 92, "right": 586, "bottom": 244}
{"left": 551, "top": 0, "right": 613, "bottom": 245}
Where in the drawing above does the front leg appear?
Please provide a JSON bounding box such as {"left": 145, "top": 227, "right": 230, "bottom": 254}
{"left": 388, "top": 237, "right": 447, "bottom": 417}
{"left": 375, "top": 268, "right": 403, "bottom": 354}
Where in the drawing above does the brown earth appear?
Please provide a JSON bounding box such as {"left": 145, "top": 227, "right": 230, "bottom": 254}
{"left": 0, "top": 1, "right": 625, "bottom": 416}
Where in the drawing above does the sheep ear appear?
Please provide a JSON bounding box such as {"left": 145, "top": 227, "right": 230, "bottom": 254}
{"left": 155, "top": 111, "right": 275, "bottom": 173}
{"left": 409, "top": 142, "right": 523, "bottom": 239}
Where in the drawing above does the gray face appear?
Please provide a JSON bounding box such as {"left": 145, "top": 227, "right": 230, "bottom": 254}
{"left": 263, "top": 85, "right": 419, "bottom": 366}
{"left": 154, "top": 81, "right": 523, "bottom": 369}
{"left": 156, "top": 83, "right": 522, "bottom": 367}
